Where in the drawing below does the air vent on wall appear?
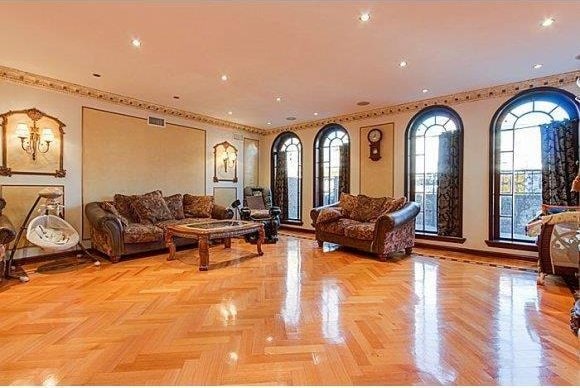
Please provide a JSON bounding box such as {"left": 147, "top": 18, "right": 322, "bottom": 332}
{"left": 148, "top": 116, "right": 166, "bottom": 127}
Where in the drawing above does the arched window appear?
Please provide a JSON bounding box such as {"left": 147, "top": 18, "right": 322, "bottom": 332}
{"left": 490, "top": 87, "right": 579, "bottom": 244}
{"left": 405, "top": 106, "right": 464, "bottom": 237}
{"left": 271, "top": 132, "right": 302, "bottom": 223}
{"left": 314, "top": 124, "right": 350, "bottom": 207}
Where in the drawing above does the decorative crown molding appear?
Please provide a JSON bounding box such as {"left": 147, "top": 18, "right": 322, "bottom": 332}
{"left": 0, "top": 65, "right": 263, "bottom": 134}
{"left": 2, "top": 65, "right": 578, "bottom": 137}
{"left": 265, "top": 70, "right": 580, "bottom": 135}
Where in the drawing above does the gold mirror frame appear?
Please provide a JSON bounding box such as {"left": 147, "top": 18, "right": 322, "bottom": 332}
{"left": 0, "top": 108, "right": 66, "bottom": 177}
{"left": 213, "top": 141, "right": 238, "bottom": 183}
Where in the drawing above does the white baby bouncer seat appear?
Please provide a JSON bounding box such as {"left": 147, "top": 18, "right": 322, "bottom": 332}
{"left": 26, "top": 215, "right": 79, "bottom": 252}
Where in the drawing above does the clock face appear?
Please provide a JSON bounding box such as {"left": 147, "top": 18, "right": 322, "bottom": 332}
{"left": 368, "top": 128, "right": 382, "bottom": 143}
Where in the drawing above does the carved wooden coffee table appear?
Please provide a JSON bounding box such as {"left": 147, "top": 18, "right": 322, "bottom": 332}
{"left": 165, "top": 220, "right": 264, "bottom": 271}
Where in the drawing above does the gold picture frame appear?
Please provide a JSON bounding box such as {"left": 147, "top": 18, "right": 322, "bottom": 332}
{"left": 0, "top": 108, "right": 66, "bottom": 177}
{"left": 213, "top": 141, "right": 238, "bottom": 182}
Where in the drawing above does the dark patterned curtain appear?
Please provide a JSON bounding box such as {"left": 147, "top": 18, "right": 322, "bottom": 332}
{"left": 337, "top": 144, "right": 350, "bottom": 197}
{"left": 437, "top": 130, "right": 462, "bottom": 237}
{"left": 540, "top": 118, "right": 579, "bottom": 206}
{"left": 274, "top": 151, "right": 289, "bottom": 220}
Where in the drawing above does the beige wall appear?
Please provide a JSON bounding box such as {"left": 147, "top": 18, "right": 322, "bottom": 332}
{"left": 0, "top": 80, "right": 259, "bottom": 258}
{"left": 261, "top": 84, "right": 577, "bottom": 258}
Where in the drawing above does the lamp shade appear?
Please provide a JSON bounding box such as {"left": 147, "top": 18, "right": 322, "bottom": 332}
{"left": 15, "top": 122, "right": 29, "bottom": 138}
{"left": 41, "top": 128, "right": 55, "bottom": 142}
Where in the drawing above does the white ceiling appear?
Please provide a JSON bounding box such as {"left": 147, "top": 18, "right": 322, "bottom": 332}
{"left": 0, "top": 1, "right": 578, "bottom": 129}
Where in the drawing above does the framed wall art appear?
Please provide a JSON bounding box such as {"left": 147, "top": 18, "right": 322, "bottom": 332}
{"left": 0, "top": 108, "right": 66, "bottom": 177}
{"left": 213, "top": 141, "right": 238, "bottom": 182}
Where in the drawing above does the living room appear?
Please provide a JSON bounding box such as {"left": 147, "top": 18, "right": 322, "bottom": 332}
{"left": 0, "top": 1, "right": 578, "bottom": 386}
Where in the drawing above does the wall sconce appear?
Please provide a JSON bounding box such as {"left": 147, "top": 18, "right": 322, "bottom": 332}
{"left": 223, "top": 149, "right": 237, "bottom": 173}
{"left": 213, "top": 140, "right": 238, "bottom": 182}
{"left": 15, "top": 122, "right": 54, "bottom": 160}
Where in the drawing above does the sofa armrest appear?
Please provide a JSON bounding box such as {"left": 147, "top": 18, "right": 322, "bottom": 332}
{"left": 85, "top": 202, "right": 124, "bottom": 231}
{"left": 0, "top": 214, "right": 16, "bottom": 246}
{"left": 310, "top": 202, "right": 340, "bottom": 227}
{"left": 375, "top": 202, "right": 420, "bottom": 233}
{"left": 269, "top": 206, "right": 281, "bottom": 217}
{"left": 212, "top": 204, "right": 234, "bottom": 220}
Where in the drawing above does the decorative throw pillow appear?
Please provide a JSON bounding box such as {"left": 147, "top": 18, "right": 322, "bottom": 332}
{"left": 339, "top": 193, "right": 358, "bottom": 218}
{"left": 374, "top": 196, "right": 407, "bottom": 220}
{"left": 100, "top": 201, "right": 129, "bottom": 227}
{"left": 350, "top": 195, "right": 387, "bottom": 222}
{"left": 131, "top": 192, "right": 173, "bottom": 224}
{"left": 316, "top": 208, "right": 344, "bottom": 225}
{"left": 114, "top": 190, "right": 162, "bottom": 223}
{"left": 164, "top": 194, "right": 185, "bottom": 220}
{"left": 183, "top": 194, "right": 214, "bottom": 218}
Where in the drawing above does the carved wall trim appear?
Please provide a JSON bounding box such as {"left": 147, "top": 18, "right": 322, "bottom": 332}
{"left": 0, "top": 65, "right": 263, "bottom": 134}
{"left": 265, "top": 70, "right": 580, "bottom": 135}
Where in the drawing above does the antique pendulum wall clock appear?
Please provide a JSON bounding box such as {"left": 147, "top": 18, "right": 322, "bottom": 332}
{"left": 367, "top": 128, "right": 383, "bottom": 161}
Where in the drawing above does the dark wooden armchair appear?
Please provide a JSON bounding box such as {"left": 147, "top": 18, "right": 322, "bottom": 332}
{"left": 240, "top": 186, "right": 280, "bottom": 243}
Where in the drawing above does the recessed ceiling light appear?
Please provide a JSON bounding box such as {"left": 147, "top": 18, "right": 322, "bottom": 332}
{"left": 276, "top": 97, "right": 282, "bottom": 102}
{"left": 221, "top": 74, "right": 228, "bottom": 81}
{"left": 173, "top": 96, "right": 180, "bottom": 99}
{"left": 357, "top": 101, "right": 370, "bottom": 106}
{"left": 92, "top": 73, "right": 101, "bottom": 78}
{"left": 359, "top": 12, "right": 370, "bottom": 22}
{"left": 286, "top": 116, "right": 296, "bottom": 121}
{"left": 131, "top": 38, "right": 142, "bottom": 47}
{"left": 267, "top": 122, "right": 272, "bottom": 125}
{"left": 422, "top": 89, "right": 429, "bottom": 93}
{"left": 314, "top": 112, "right": 319, "bottom": 116}
{"left": 399, "top": 60, "right": 408, "bottom": 68}
{"left": 541, "top": 17, "right": 555, "bottom": 27}
{"left": 227, "top": 111, "right": 233, "bottom": 115}
{"left": 533, "top": 63, "right": 543, "bottom": 69}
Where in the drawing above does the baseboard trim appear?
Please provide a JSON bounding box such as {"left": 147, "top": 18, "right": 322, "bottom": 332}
{"left": 280, "top": 225, "right": 315, "bottom": 234}
{"left": 10, "top": 249, "right": 84, "bottom": 265}
{"left": 414, "top": 241, "right": 537, "bottom": 262}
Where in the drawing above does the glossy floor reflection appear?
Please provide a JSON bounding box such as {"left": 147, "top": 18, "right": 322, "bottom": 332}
{"left": 0, "top": 236, "right": 576, "bottom": 385}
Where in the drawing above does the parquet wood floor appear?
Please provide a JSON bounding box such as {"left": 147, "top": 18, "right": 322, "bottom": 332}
{"left": 0, "top": 236, "right": 577, "bottom": 385}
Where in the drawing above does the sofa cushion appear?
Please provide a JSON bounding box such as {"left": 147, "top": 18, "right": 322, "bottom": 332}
{"left": 246, "top": 195, "right": 266, "bottom": 210}
{"left": 249, "top": 209, "right": 271, "bottom": 219}
{"left": 131, "top": 192, "right": 173, "bottom": 224}
{"left": 316, "top": 207, "right": 343, "bottom": 225}
{"left": 351, "top": 195, "right": 386, "bottom": 222}
{"left": 114, "top": 190, "right": 161, "bottom": 223}
{"left": 155, "top": 217, "right": 209, "bottom": 231}
{"left": 100, "top": 201, "right": 129, "bottom": 227}
{"left": 123, "top": 223, "right": 164, "bottom": 244}
{"left": 164, "top": 194, "right": 185, "bottom": 220}
{"left": 183, "top": 195, "right": 214, "bottom": 218}
{"left": 318, "top": 219, "right": 360, "bottom": 236}
{"left": 344, "top": 222, "right": 375, "bottom": 241}
{"left": 339, "top": 193, "right": 358, "bottom": 217}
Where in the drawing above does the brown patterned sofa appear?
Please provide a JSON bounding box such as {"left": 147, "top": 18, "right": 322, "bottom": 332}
{"left": 85, "top": 191, "right": 233, "bottom": 262}
{"left": 310, "top": 194, "right": 420, "bottom": 261}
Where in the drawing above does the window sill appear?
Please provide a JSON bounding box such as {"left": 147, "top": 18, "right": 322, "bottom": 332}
{"left": 415, "top": 233, "right": 466, "bottom": 244}
{"left": 484, "top": 240, "right": 538, "bottom": 252}
{"left": 282, "top": 220, "right": 304, "bottom": 226}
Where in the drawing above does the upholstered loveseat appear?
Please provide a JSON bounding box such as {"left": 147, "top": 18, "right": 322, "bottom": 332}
{"left": 85, "top": 191, "right": 233, "bottom": 262}
{"left": 310, "top": 194, "right": 420, "bottom": 261}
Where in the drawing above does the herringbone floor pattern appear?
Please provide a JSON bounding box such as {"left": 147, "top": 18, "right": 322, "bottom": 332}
{"left": 0, "top": 236, "right": 577, "bottom": 385}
